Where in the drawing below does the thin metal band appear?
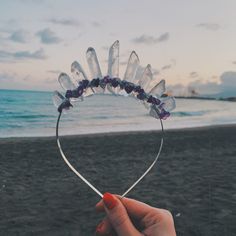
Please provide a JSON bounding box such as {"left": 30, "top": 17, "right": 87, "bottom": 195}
{"left": 56, "top": 110, "right": 164, "bottom": 199}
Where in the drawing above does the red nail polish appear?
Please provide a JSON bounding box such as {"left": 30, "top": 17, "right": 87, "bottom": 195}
{"left": 96, "top": 221, "right": 104, "bottom": 234}
{"left": 103, "top": 192, "right": 117, "bottom": 209}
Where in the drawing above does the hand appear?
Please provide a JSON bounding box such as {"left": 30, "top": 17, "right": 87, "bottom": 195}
{"left": 95, "top": 192, "right": 176, "bottom": 236}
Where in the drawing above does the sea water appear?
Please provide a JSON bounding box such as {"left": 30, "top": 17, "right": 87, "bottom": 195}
{"left": 0, "top": 89, "right": 236, "bottom": 138}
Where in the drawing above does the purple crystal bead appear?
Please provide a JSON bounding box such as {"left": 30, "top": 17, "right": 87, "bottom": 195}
{"left": 103, "top": 75, "right": 111, "bottom": 84}
{"left": 99, "top": 79, "right": 106, "bottom": 89}
{"left": 90, "top": 78, "right": 100, "bottom": 87}
{"left": 147, "top": 95, "right": 161, "bottom": 105}
{"left": 77, "top": 86, "right": 84, "bottom": 97}
{"left": 159, "top": 109, "right": 170, "bottom": 120}
{"left": 65, "top": 90, "right": 73, "bottom": 98}
{"left": 119, "top": 80, "right": 126, "bottom": 89}
{"left": 137, "top": 91, "right": 146, "bottom": 100}
{"left": 80, "top": 79, "right": 89, "bottom": 88}
{"left": 58, "top": 100, "right": 73, "bottom": 113}
{"left": 111, "top": 78, "right": 119, "bottom": 88}
{"left": 124, "top": 83, "right": 134, "bottom": 94}
{"left": 72, "top": 89, "right": 79, "bottom": 98}
{"left": 134, "top": 86, "right": 142, "bottom": 93}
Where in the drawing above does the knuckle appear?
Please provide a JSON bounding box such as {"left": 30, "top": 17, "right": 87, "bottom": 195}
{"left": 161, "top": 209, "right": 174, "bottom": 223}
{"left": 141, "top": 209, "right": 161, "bottom": 227}
{"left": 141, "top": 207, "right": 174, "bottom": 229}
{"left": 111, "top": 211, "right": 129, "bottom": 228}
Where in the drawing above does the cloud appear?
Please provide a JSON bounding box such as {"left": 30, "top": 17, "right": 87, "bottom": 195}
{"left": 157, "top": 32, "right": 170, "bottom": 42}
{"left": 0, "top": 71, "right": 31, "bottom": 82}
{"left": 220, "top": 71, "right": 236, "bottom": 91}
{"left": 45, "top": 77, "right": 57, "bottom": 84}
{"left": 170, "top": 71, "right": 236, "bottom": 97}
{"left": 0, "top": 72, "right": 15, "bottom": 81}
{"left": 0, "top": 48, "right": 47, "bottom": 62}
{"left": 9, "top": 30, "right": 29, "bottom": 43}
{"left": 189, "top": 71, "right": 199, "bottom": 78}
{"left": 47, "top": 70, "right": 61, "bottom": 74}
{"left": 161, "top": 60, "right": 176, "bottom": 71}
{"left": 36, "top": 28, "right": 61, "bottom": 44}
{"left": 49, "top": 18, "right": 79, "bottom": 26}
{"left": 0, "top": 71, "right": 35, "bottom": 90}
{"left": 152, "top": 68, "right": 160, "bottom": 76}
{"left": 188, "top": 80, "right": 219, "bottom": 95}
{"left": 21, "top": 0, "right": 46, "bottom": 4}
{"left": 196, "top": 23, "right": 221, "bottom": 31}
{"left": 91, "top": 21, "right": 101, "bottom": 27}
{"left": 161, "top": 64, "right": 172, "bottom": 70}
{"left": 132, "top": 33, "right": 169, "bottom": 45}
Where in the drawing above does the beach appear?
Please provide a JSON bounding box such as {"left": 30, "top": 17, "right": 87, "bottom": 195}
{"left": 0, "top": 125, "right": 236, "bottom": 236}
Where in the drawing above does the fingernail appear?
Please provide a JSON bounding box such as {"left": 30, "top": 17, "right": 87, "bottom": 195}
{"left": 103, "top": 192, "right": 117, "bottom": 210}
{"left": 96, "top": 221, "right": 104, "bottom": 234}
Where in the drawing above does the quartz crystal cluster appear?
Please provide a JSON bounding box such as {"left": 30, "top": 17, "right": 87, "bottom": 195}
{"left": 53, "top": 41, "right": 176, "bottom": 120}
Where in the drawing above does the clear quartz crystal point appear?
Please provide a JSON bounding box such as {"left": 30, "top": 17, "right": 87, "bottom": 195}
{"left": 149, "top": 105, "right": 159, "bottom": 119}
{"left": 133, "top": 66, "right": 145, "bottom": 84}
{"left": 138, "top": 65, "right": 155, "bottom": 110}
{"left": 71, "top": 61, "right": 88, "bottom": 81}
{"left": 148, "top": 79, "right": 165, "bottom": 97}
{"left": 52, "top": 91, "right": 65, "bottom": 108}
{"left": 86, "top": 47, "right": 104, "bottom": 93}
{"left": 108, "top": 40, "right": 119, "bottom": 78}
{"left": 107, "top": 40, "right": 119, "bottom": 94}
{"left": 123, "top": 51, "right": 139, "bottom": 83}
{"left": 161, "top": 96, "right": 176, "bottom": 112}
{"left": 58, "top": 72, "right": 82, "bottom": 101}
{"left": 138, "top": 64, "right": 153, "bottom": 91}
{"left": 71, "top": 61, "right": 94, "bottom": 97}
{"left": 58, "top": 73, "right": 77, "bottom": 91}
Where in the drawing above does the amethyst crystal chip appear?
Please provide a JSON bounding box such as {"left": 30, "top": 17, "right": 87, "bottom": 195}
{"left": 90, "top": 78, "right": 100, "bottom": 87}
{"left": 137, "top": 90, "right": 146, "bottom": 100}
{"left": 134, "top": 86, "right": 142, "bottom": 93}
{"left": 159, "top": 109, "right": 170, "bottom": 120}
{"left": 99, "top": 79, "right": 106, "bottom": 89}
{"left": 119, "top": 80, "right": 126, "bottom": 90}
{"left": 103, "top": 75, "right": 111, "bottom": 84}
{"left": 58, "top": 100, "right": 72, "bottom": 113}
{"left": 124, "top": 83, "right": 134, "bottom": 94}
{"left": 65, "top": 90, "right": 73, "bottom": 98}
{"left": 80, "top": 79, "right": 89, "bottom": 88}
{"left": 77, "top": 86, "right": 84, "bottom": 97}
{"left": 111, "top": 78, "right": 119, "bottom": 87}
{"left": 147, "top": 95, "right": 161, "bottom": 105}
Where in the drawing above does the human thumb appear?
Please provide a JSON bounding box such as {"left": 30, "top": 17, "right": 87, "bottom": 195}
{"left": 102, "top": 193, "right": 141, "bottom": 236}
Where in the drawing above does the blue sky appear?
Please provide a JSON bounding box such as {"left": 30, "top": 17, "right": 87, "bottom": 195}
{"left": 0, "top": 0, "right": 236, "bottom": 96}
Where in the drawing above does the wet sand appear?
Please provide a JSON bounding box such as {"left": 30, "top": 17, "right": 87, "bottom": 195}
{"left": 0, "top": 125, "right": 236, "bottom": 235}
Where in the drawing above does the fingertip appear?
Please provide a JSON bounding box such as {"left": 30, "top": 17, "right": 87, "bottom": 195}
{"left": 95, "top": 219, "right": 113, "bottom": 236}
{"left": 103, "top": 192, "right": 118, "bottom": 210}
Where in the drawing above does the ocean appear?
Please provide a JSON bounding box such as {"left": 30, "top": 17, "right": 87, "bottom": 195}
{"left": 1, "top": 89, "right": 236, "bottom": 138}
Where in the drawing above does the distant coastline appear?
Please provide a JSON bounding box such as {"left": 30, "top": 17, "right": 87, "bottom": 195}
{"left": 175, "top": 96, "right": 236, "bottom": 102}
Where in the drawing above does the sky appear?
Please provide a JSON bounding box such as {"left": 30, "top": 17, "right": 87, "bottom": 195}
{"left": 0, "top": 0, "right": 236, "bottom": 97}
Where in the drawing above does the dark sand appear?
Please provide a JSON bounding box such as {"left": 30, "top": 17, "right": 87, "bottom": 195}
{"left": 0, "top": 125, "right": 236, "bottom": 236}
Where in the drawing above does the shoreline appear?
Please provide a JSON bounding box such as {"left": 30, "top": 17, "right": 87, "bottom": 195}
{"left": 1, "top": 122, "right": 236, "bottom": 140}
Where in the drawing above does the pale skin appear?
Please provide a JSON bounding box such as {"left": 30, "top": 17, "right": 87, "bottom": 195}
{"left": 95, "top": 194, "right": 177, "bottom": 236}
